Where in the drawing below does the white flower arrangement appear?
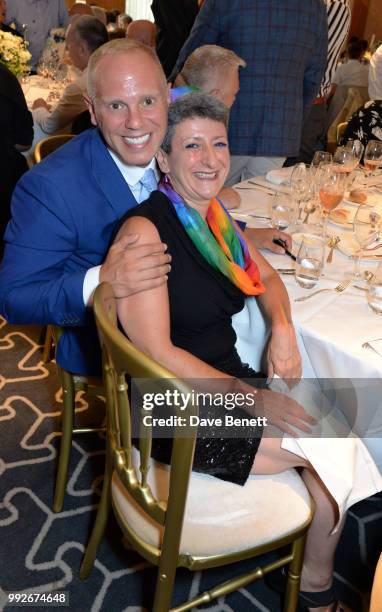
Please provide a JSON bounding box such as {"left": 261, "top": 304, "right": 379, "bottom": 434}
{"left": 0, "top": 30, "right": 31, "bottom": 77}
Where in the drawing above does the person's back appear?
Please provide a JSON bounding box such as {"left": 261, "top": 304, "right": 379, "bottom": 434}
{"left": 0, "top": 64, "right": 33, "bottom": 248}
{"left": 172, "top": 0, "right": 327, "bottom": 160}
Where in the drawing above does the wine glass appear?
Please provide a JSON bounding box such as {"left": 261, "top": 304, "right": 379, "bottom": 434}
{"left": 270, "top": 192, "right": 296, "bottom": 230}
{"left": 353, "top": 204, "right": 382, "bottom": 277}
{"left": 290, "top": 163, "right": 313, "bottom": 220}
{"left": 343, "top": 139, "right": 364, "bottom": 166}
{"left": 364, "top": 140, "right": 382, "bottom": 177}
{"left": 311, "top": 151, "right": 333, "bottom": 168}
{"left": 318, "top": 168, "right": 346, "bottom": 237}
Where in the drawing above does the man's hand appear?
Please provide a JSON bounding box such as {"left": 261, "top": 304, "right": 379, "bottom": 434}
{"left": 100, "top": 233, "right": 171, "bottom": 298}
{"left": 32, "top": 98, "right": 50, "bottom": 110}
{"left": 267, "top": 322, "right": 302, "bottom": 381}
{"left": 245, "top": 228, "right": 292, "bottom": 253}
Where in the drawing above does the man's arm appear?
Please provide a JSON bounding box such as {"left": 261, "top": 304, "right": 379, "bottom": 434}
{"left": 34, "top": 81, "right": 87, "bottom": 134}
{"left": 302, "top": 3, "right": 328, "bottom": 109}
{"left": 169, "top": 0, "right": 220, "bottom": 81}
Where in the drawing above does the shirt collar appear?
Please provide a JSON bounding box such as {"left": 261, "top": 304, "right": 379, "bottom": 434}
{"left": 107, "top": 150, "right": 159, "bottom": 187}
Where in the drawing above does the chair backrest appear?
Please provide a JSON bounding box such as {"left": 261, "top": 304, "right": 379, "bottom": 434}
{"left": 336, "top": 121, "right": 349, "bottom": 144}
{"left": 93, "top": 282, "right": 198, "bottom": 552}
{"left": 33, "top": 134, "right": 74, "bottom": 163}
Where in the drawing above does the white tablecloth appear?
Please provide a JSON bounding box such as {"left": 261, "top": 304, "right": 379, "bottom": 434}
{"left": 231, "top": 177, "right": 382, "bottom": 519}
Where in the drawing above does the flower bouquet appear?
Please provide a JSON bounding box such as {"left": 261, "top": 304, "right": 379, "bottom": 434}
{"left": 0, "top": 31, "right": 31, "bottom": 77}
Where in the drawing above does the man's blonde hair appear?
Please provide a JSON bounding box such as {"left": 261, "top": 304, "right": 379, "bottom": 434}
{"left": 87, "top": 38, "right": 166, "bottom": 100}
{"left": 180, "top": 45, "right": 246, "bottom": 91}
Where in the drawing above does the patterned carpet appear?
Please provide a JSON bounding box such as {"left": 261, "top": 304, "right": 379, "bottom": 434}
{"left": 0, "top": 316, "right": 381, "bottom": 612}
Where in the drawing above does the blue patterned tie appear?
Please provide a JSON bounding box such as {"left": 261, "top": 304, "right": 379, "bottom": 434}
{"left": 137, "top": 168, "right": 157, "bottom": 203}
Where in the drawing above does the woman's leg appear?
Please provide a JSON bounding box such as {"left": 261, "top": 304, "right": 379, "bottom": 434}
{"left": 251, "top": 437, "right": 346, "bottom": 612}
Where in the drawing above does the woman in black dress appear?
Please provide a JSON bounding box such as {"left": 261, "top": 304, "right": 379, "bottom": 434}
{"left": 0, "top": 63, "right": 33, "bottom": 256}
{"left": 112, "top": 93, "right": 374, "bottom": 611}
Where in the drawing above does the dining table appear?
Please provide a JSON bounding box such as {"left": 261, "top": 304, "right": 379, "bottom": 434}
{"left": 230, "top": 173, "right": 382, "bottom": 477}
{"left": 21, "top": 71, "right": 77, "bottom": 164}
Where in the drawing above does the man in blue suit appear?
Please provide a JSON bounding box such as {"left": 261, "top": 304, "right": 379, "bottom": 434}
{"left": 170, "top": 0, "right": 328, "bottom": 184}
{"left": 0, "top": 39, "right": 172, "bottom": 375}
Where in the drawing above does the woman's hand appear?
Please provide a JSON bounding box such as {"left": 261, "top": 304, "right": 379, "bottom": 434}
{"left": 257, "top": 388, "right": 315, "bottom": 436}
{"left": 267, "top": 322, "right": 302, "bottom": 381}
{"left": 245, "top": 228, "right": 292, "bottom": 253}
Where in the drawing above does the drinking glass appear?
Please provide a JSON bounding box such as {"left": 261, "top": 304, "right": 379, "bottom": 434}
{"left": 290, "top": 163, "right": 314, "bottom": 220}
{"left": 343, "top": 139, "right": 364, "bottom": 166}
{"left": 270, "top": 192, "right": 296, "bottom": 230}
{"left": 311, "top": 151, "right": 332, "bottom": 168}
{"left": 295, "top": 235, "right": 325, "bottom": 289}
{"left": 367, "top": 263, "right": 382, "bottom": 315}
{"left": 318, "top": 169, "right": 346, "bottom": 237}
{"left": 364, "top": 140, "right": 382, "bottom": 176}
{"left": 333, "top": 146, "right": 358, "bottom": 188}
{"left": 353, "top": 204, "right": 382, "bottom": 277}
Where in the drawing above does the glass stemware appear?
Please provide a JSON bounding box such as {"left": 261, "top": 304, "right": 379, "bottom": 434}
{"left": 290, "top": 163, "right": 315, "bottom": 221}
{"left": 311, "top": 151, "right": 333, "bottom": 168}
{"left": 363, "top": 140, "right": 382, "bottom": 177}
{"left": 353, "top": 204, "right": 382, "bottom": 277}
{"left": 333, "top": 146, "right": 358, "bottom": 189}
{"left": 318, "top": 168, "right": 346, "bottom": 237}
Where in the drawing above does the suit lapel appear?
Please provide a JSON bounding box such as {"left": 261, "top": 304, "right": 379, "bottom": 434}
{"left": 89, "top": 129, "right": 138, "bottom": 218}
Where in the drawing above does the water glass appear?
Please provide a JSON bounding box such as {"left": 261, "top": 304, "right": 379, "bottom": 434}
{"left": 295, "top": 235, "right": 325, "bottom": 289}
{"left": 270, "top": 192, "right": 296, "bottom": 230}
{"left": 311, "top": 151, "right": 332, "bottom": 168}
{"left": 367, "top": 264, "right": 382, "bottom": 315}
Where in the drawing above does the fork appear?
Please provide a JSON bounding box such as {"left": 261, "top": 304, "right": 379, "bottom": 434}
{"left": 294, "top": 278, "right": 352, "bottom": 302}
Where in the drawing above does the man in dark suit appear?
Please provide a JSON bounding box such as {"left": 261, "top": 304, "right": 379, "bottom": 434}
{"left": 170, "top": 0, "right": 328, "bottom": 184}
{"left": 0, "top": 39, "right": 171, "bottom": 375}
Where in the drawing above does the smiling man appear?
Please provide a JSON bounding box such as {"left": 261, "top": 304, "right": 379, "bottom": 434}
{"left": 0, "top": 39, "right": 172, "bottom": 376}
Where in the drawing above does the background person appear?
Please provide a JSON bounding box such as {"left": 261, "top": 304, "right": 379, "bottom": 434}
{"left": 5, "top": 0, "right": 69, "bottom": 71}
{"left": 170, "top": 0, "right": 328, "bottom": 184}
{"left": 0, "top": 63, "right": 33, "bottom": 256}
{"left": 125, "top": 19, "right": 156, "bottom": 49}
{"left": 32, "top": 15, "right": 108, "bottom": 136}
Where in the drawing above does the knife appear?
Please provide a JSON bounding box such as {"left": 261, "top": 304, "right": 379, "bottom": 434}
{"left": 273, "top": 238, "right": 297, "bottom": 261}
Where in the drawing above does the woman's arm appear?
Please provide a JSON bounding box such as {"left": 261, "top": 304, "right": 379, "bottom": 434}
{"left": 234, "top": 221, "right": 302, "bottom": 380}
{"left": 115, "top": 216, "right": 234, "bottom": 380}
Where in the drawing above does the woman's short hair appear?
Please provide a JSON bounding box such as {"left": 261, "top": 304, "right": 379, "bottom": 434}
{"left": 161, "top": 92, "right": 229, "bottom": 154}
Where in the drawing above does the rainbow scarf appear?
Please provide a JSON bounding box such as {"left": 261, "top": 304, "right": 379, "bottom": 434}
{"left": 158, "top": 176, "right": 265, "bottom": 296}
{"left": 170, "top": 85, "right": 200, "bottom": 102}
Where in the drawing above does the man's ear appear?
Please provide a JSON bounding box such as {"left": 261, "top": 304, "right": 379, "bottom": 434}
{"left": 166, "top": 82, "right": 172, "bottom": 104}
{"left": 83, "top": 93, "right": 98, "bottom": 126}
{"left": 156, "top": 148, "right": 170, "bottom": 173}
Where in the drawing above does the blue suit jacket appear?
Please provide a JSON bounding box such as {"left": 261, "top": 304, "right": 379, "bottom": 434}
{"left": 0, "top": 129, "right": 138, "bottom": 375}
{"left": 171, "top": 0, "right": 328, "bottom": 157}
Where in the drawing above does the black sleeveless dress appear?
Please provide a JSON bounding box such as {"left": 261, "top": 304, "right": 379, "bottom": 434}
{"left": 118, "top": 191, "right": 264, "bottom": 486}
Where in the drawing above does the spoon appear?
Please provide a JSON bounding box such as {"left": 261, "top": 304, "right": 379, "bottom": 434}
{"left": 302, "top": 203, "right": 317, "bottom": 223}
{"left": 326, "top": 236, "right": 340, "bottom": 263}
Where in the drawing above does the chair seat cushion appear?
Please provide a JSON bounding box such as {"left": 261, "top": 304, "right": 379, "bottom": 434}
{"left": 111, "top": 452, "right": 311, "bottom": 558}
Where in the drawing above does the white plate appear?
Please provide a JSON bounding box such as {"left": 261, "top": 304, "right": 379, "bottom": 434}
{"left": 327, "top": 206, "right": 355, "bottom": 228}
{"left": 343, "top": 191, "right": 382, "bottom": 208}
{"left": 337, "top": 234, "right": 382, "bottom": 260}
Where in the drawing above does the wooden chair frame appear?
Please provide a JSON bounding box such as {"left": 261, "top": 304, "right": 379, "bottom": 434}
{"left": 80, "top": 282, "right": 313, "bottom": 611}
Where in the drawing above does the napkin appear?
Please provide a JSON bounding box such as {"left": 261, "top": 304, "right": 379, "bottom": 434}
{"left": 266, "top": 166, "right": 294, "bottom": 185}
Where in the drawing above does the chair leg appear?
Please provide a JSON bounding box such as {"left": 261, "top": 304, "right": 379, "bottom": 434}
{"left": 53, "top": 370, "right": 75, "bottom": 513}
{"left": 80, "top": 460, "right": 112, "bottom": 579}
{"left": 41, "top": 325, "right": 54, "bottom": 363}
{"left": 283, "top": 533, "right": 307, "bottom": 612}
{"left": 153, "top": 569, "right": 177, "bottom": 612}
